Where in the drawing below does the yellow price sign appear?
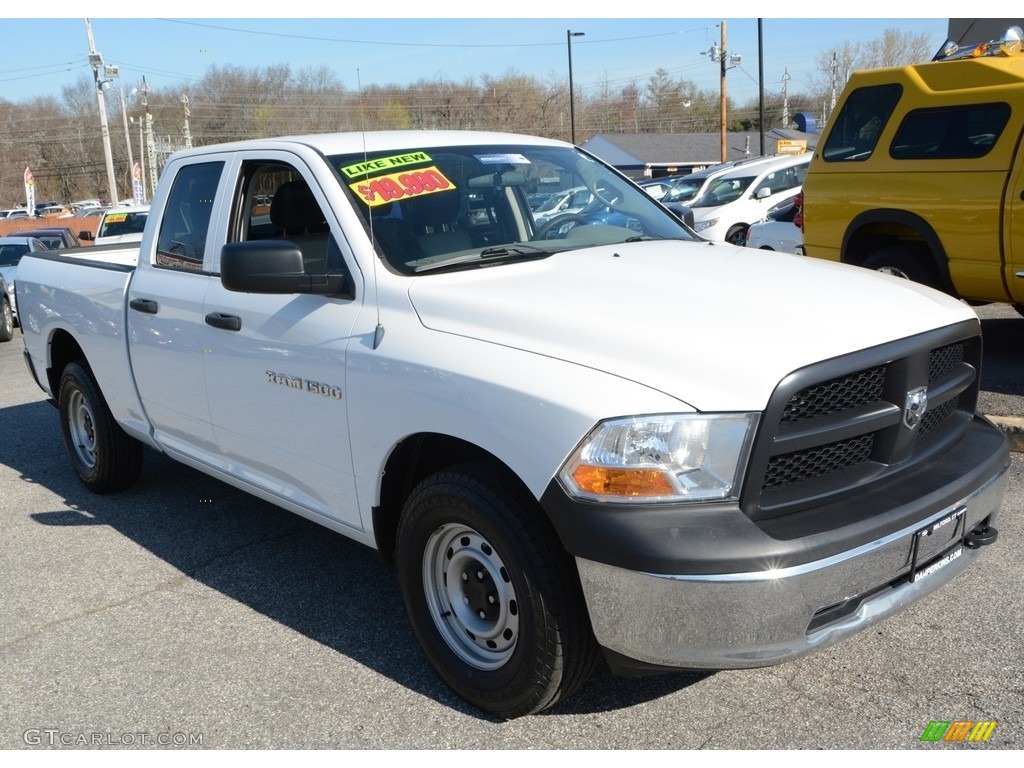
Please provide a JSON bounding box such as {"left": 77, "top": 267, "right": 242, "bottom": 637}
{"left": 350, "top": 166, "right": 455, "bottom": 208}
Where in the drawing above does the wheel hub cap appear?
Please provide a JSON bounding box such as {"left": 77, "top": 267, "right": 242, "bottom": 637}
{"left": 423, "top": 524, "right": 519, "bottom": 670}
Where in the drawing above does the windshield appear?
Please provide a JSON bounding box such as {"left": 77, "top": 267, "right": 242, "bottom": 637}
{"left": 691, "top": 176, "right": 757, "bottom": 208}
{"left": 329, "top": 143, "right": 695, "bottom": 275}
{"left": 662, "top": 178, "right": 704, "bottom": 203}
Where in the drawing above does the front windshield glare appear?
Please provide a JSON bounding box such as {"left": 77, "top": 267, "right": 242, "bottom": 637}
{"left": 691, "top": 176, "right": 757, "bottom": 208}
{"left": 330, "top": 143, "right": 695, "bottom": 275}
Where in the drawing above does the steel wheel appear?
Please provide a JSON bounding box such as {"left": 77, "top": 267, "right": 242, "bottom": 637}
{"left": 0, "top": 297, "right": 13, "bottom": 342}
{"left": 874, "top": 264, "right": 911, "bottom": 279}
{"left": 396, "top": 461, "right": 598, "bottom": 718}
{"left": 422, "top": 523, "right": 519, "bottom": 670}
{"left": 862, "top": 245, "right": 941, "bottom": 290}
{"left": 66, "top": 387, "right": 99, "bottom": 470}
{"left": 58, "top": 361, "right": 143, "bottom": 493}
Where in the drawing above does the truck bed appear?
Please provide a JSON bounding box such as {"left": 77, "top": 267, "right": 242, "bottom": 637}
{"left": 18, "top": 248, "right": 151, "bottom": 444}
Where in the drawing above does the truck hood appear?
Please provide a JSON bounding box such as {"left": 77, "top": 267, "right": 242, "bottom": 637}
{"left": 406, "top": 240, "right": 977, "bottom": 412}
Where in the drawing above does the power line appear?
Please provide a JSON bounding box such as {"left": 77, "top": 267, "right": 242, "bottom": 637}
{"left": 157, "top": 18, "right": 701, "bottom": 50}
{"left": 0, "top": 59, "right": 82, "bottom": 75}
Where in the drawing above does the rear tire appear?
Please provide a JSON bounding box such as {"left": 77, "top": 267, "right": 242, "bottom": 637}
{"left": 0, "top": 297, "right": 12, "bottom": 342}
{"left": 396, "top": 462, "right": 597, "bottom": 718}
{"left": 862, "top": 245, "right": 941, "bottom": 289}
{"left": 58, "top": 361, "right": 143, "bottom": 493}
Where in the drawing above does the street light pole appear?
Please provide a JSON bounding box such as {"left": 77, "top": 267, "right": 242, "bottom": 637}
{"left": 720, "top": 21, "right": 727, "bottom": 163}
{"left": 567, "top": 30, "right": 584, "bottom": 144}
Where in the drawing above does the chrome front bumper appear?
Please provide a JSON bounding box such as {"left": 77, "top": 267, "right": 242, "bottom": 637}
{"left": 577, "top": 461, "right": 1008, "bottom": 670}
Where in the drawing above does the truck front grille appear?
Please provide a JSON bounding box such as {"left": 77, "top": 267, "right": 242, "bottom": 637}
{"left": 763, "top": 433, "right": 875, "bottom": 490}
{"left": 781, "top": 367, "right": 885, "bottom": 422}
{"left": 742, "top": 322, "right": 981, "bottom": 521}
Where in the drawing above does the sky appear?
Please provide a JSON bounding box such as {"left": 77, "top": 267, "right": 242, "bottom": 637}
{"left": 0, "top": 6, "right": 957, "bottom": 112}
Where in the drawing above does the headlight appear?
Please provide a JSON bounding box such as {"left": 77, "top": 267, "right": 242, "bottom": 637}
{"left": 559, "top": 413, "right": 759, "bottom": 503}
{"left": 694, "top": 218, "right": 719, "bottom": 232}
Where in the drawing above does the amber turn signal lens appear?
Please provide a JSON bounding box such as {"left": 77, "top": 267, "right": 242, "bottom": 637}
{"left": 570, "top": 465, "right": 675, "bottom": 498}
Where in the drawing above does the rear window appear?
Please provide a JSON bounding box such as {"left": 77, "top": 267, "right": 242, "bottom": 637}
{"left": 0, "top": 244, "right": 30, "bottom": 266}
{"left": 99, "top": 211, "right": 149, "bottom": 238}
{"left": 890, "top": 103, "right": 1010, "bottom": 159}
{"left": 822, "top": 84, "right": 903, "bottom": 162}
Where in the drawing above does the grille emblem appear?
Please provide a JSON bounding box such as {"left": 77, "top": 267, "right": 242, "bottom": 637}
{"left": 904, "top": 386, "right": 928, "bottom": 429}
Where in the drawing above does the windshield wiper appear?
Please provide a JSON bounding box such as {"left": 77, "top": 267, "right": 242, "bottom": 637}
{"left": 414, "top": 244, "right": 553, "bottom": 274}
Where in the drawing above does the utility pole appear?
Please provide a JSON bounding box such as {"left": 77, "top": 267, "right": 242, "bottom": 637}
{"left": 131, "top": 116, "right": 146, "bottom": 203}
{"left": 829, "top": 52, "right": 839, "bottom": 120}
{"left": 119, "top": 87, "right": 135, "bottom": 194}
{"left": 781, "top": 68, "right": 791, "bottom": 127}
{"left": 141, "top": 76, "right": 157, "bottom": 200}
{"left": 181, "top": 95, "right": 193, "bottom": 150}
{"left": 85, "top": 18, "right": 119, "bottom": 204}
{"left": 702, "top": 21, "right": 742, "bottom": 163}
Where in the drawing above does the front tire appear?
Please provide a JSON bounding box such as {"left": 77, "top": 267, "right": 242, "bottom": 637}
{"left": 0, "top": 297, "right": 12, "bottom": 342}
{"left": 58, "top": 361, "right": 143, "bottom": 493}
{"left": 725, "top": 224, "right": 748, "bottom": 246}
{"left": 396, "top": 462, "right": 597, "bottom": 719}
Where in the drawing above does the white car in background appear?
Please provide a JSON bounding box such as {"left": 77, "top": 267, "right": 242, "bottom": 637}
{"left": 689, "top": 153, "right": 811, "bottom": 245}
{"left": 659, "top": 155, "right": 778, "bottom": 208}
{"left": 532, "top": 186, "right": 593, "bottom": 226}
{"left": 744, "top": 196, "right": 804, "bottom": 254}
{"left": 0, "top": 236, "right": 50, "bottom": 328}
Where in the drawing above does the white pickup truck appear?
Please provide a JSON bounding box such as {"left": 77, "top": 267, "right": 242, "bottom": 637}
{"left": 17, "top": 131, "right": 1009, "bottom": 718}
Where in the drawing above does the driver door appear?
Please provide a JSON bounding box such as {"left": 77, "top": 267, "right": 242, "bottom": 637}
{"left": 201, "top": 152, "right": 365, "bottom": 530}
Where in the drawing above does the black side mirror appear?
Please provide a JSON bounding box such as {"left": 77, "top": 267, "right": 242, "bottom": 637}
{"left": 220, "top": 241, "right": 348, "bottom": 296}
{"left": 663, "top": 203, "right": 695, "bottom": 229}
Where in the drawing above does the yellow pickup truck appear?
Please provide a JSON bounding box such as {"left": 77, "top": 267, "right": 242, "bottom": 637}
{"left": 801, "top": 25, "right": 1024, "bottom": 315}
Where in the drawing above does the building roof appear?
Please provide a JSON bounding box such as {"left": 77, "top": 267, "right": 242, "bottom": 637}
{"left": 582, "top": 130, "right": 819, "bottom": 176}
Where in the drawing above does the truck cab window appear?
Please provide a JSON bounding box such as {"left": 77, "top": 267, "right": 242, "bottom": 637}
{"left": 821, "top": 84, "right": 903, "bottom": 162}
{"left": 890, "top": 103, "right": 1010, "bottom": 159}
{"left": 155, "top": 161, "right": 224, "bottom": 271}
{"left": 237, "top": 163, "right": 335, "bottom": 276}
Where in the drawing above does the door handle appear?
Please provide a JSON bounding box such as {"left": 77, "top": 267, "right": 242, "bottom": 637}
{"left": 205, "top": 312, "right": 242, "bottom": 331}
{"left": 129, "top": 298, "right": 158, "bottom": 314}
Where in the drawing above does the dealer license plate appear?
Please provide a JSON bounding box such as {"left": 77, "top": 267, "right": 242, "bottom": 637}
{"left": 910, "top": 506, "right": 966, "bottom": 583}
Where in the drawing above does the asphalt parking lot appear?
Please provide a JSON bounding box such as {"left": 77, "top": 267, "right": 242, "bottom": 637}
{"left": 1, "top": 305, "right": 1021, "bottom": 750}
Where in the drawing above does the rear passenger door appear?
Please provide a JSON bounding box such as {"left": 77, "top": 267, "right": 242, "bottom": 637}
{"left": 128, "top": 158, "right": 228, "bottom": 463}
{"left": 201, "top": 152, "right": 365, "bottom": 530}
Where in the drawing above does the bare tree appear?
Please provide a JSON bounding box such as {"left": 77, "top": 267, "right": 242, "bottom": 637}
{"left": 809, "top": 28, "right": 933, "bottom": 108}
{"left": 4, "top": 30, "right": 943, "bottom": 207}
